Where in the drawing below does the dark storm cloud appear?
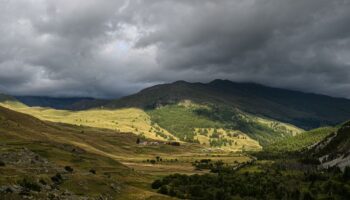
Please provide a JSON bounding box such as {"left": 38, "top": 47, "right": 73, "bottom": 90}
{"left": 0, "top": 0, "right": 350, "bottom": 98}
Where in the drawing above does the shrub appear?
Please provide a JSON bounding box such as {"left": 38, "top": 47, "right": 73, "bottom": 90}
{"left": 19, "top": 178, "right": 41, "bottom": 192}
{"left": 151, "top": 180, "right": 162, "bottom": 189}
{"left": 39, "top": 179, "right": 47, "bottom": 185}
{"left": 150, "top": 160, "right": 156, "bottom": 164}
{"left": 64, "top": 166, "right": 74, "bottom": 173}
{"left": 51, "top": 173, "right": 63, "bottom": 184}
{"left": 343, "top": 166, "right": 350, "bottom": 180}
{"left": 159, "top": 185, "right": 168, "bottom": 194}
{"left": 302, "top": 191, "right": 314, "bottom": 200}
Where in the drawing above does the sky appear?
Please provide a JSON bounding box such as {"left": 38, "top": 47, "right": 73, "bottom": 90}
{"left": 0, "top": 0, "right": 350, "bottom": 99}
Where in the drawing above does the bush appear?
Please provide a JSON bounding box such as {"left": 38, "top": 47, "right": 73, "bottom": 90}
{"left": 51, "top": 173, "right": 63, "bottom": 184}
{"left": 150, "top": 160, "right": 156, "bottom": 164}
{"left": 302, "top": 191, "right": 314, "bottom": 200}
{"left": 193, "top": 159, "right": 213, "bottom": 170}
{"left": 159, "top": 185, "right": 168, "bottom": 194}
{"left": 343, "top": 166, "right": 350, "bottom": 180}
{"left": 64, "top": 166, "right": 74, "bottom": 173}
{"left": 19, "top": 178, "right": 41, "bottom": 192}
{"left": 0, "top": 160, "right": 5, "bottom": 167}
{"left": 39, "top": 179, "right": 47, "bottom": 185}
{"left": 151, "top": 180, "right": 162, "bottom": 189}
{"left": 156, "top": 156, "right": 161, "bottom": 162}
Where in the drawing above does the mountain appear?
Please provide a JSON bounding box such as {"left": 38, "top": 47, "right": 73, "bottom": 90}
{"left": 101, "top": 79, "right": 350, "bottom": 130}
{"left": 0, "top": 94, "right": 107, "bottom": 110}
{"left": 0, "top": 93, "right": 17, "bottom": 102}
{"left": 14, "top": 96, "right": 102, "bottom": 110}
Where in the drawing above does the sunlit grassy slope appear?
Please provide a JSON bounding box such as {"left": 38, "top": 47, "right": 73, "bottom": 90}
{"left": 0, "top": 105, "right": 138, "bottom": 199}
{"left": 194, "top": 128, "right": 262, "bottom": 151}
{"left": 254, "top": 117, "right": 302, "bottom": 136}
{"left": 0, "top": 99, "right": 303, "bottom": 151}
{"left": 0, "top": 101, "right": 176, "bottom": 141}
{"left": 2, "top": 100, "right": 260, "bottom": 151}
{"left": 148, "top": 102, "right": 304, "bottom": 149}
{"left": 265, "top": 127, "right": 336, "bottom": 152}
{"left": 148, "top": 104, "right": 262, "bottom": 151}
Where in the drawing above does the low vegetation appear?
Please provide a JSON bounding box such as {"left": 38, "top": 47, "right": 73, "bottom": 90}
{"left": 148, "top": 103, "right": 302, "bottom": 148}
{"left": 265, "top": 127, "right": 336, "bottom": 152}
{"left": 148, "top": 104, "right": 222, "bottom": 142}
{"left": 153, "top": 122, "right": 350, "bottom": 200}
{"left": 152, "top": 160, "right": 350, "bottom": 199}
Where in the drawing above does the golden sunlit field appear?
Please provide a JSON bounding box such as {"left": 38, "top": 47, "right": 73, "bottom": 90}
{"left": 0, "top": 101, "right": 176, "bottom": 141}
{"left": 193, "top": 128, "right": 262, "bottom": 151}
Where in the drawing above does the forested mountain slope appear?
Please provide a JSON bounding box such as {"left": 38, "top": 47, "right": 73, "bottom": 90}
{"left": 100, "top": 80, "right": 350, "bottom": 130}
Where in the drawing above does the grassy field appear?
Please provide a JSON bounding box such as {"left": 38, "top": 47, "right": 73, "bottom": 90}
{"left": 254, "top": 117, "right": 303, "bottom": 136}
{"left": 0, "top": 101, "right": 176, "bottom": 141}
{"left": 0, "top": 100, "right": 304, "bottom": 152}
{"left": 148, "top": 103, "right": 303, "bottom": 149}
{"left": 148, "top": 104, "right": 222, "bottom": 141}
{"left": 148, "top": 104, "right": 262, "bottom": 151}
{"left": 0, "top": 105, "right": 251, "bottom": 199}
{"left": 193, "top": 128, "right": 262, "bottom": 151}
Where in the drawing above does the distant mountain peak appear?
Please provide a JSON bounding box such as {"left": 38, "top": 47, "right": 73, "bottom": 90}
{"left": 209, "top": 79, "right": 265, "bottom": 88}
{"left": 172, "top": 80, "right": 190, "bottom": 84}
{"left": 0, "top": 93, "right": 17, "bottom": 102}
{"left": 209, "top": 79, "right": 231, "bottom": 84}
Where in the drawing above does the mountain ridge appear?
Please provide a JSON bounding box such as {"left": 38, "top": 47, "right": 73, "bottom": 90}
{"left": 100, "top": 79, "right": 350, "bottom": 130}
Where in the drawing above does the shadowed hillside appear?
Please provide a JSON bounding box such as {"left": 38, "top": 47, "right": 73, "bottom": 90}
{"left": 0, "top": 93, "right": 17, "bottom": 102}
{"left": 15, "top": 96, "right": 98, "bottom": 110}
{"left": 99, "top": 80, "right": 350, "bottom": 130}
{"left": 308, "top": 121, "right": 350, "bottom": 170}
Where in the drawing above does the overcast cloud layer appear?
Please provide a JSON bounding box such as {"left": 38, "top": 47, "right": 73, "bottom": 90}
{"left": 0, "top": 0, "right": 350, "bottom": 98}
